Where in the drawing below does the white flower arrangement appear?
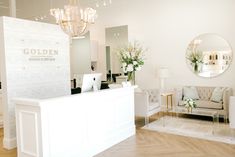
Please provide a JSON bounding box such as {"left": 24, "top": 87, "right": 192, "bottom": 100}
{"left": 118, "top": 41, "right": 145, "bottom": 81}
{"left": 183, "top": 98, "right": 196, "bottom": 109}
{"left": 186, "top": 50, "right": 204, "bottom": 72}
{"left": 186, "top": 51, "right": 204, "bottom": 64}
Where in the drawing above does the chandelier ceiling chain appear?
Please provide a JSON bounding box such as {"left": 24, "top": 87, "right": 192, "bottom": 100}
{"left": 50, "top": 0, "right": 97, "bottom": 37}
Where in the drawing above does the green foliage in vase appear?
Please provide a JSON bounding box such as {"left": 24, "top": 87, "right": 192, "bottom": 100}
{"left": 186, "top": 50, "right": 204, "bottom": 65}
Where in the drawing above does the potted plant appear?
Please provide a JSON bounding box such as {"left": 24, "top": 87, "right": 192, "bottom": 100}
{"left": 117, "top": 41, "right": 146, "bottom": 84}
{"left": 183, "top": 98, "right": 196, "bottom": 113}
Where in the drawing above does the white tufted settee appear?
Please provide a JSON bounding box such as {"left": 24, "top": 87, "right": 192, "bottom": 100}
{"left": 134, "top": 89, "right": 161, "bottom": 124}
{"left": 176, "top": 86, "right": 233, "bottom": 121}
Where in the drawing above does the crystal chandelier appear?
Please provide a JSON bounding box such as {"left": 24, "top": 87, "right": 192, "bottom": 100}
{"left": 50, "top": 0, "right": 97, "bottom": 37}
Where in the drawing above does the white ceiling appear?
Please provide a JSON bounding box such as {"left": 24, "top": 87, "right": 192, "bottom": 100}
{"left": 0, "top": 0, "right": 69, "bottom": 21}
{"left": 0, "top": 0, "right": 117, "bottom": 21}
{"left": 0, "top": 0, "right": 9, "bottom": 7}
{"left": 0, "top": 0, "right": 9, "bottom": 16}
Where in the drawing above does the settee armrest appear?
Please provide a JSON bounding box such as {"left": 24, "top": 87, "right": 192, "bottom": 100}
{"left": 143, "top": 89, "right": 160, "bottom": 103}
{"left": 134, "top": 91, "right": 149, "bottom": 117}
{"left": 223, "top": 88, "right": 233, "bottom": 115}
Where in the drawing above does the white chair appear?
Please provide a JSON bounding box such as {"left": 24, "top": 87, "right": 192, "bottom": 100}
{"left": 134, "top": 89, "right": 161, "bottom": 124}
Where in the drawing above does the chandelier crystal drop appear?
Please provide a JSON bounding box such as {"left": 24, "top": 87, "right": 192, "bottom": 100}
{"left": 50, "top": 0, "right": 97, "bottom": 37}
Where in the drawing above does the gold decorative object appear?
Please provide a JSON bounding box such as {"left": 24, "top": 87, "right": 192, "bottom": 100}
{"left": 187, "top": 107, "right": 192, "bottom": 113}
{"left": 50, "top": 0, "right": 97, "bottom": 37}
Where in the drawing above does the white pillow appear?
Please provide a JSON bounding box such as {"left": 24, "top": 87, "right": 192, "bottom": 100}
{"left": 183, "top": 86, "right": 199, "bottom": 100}
{"left": 210, "top": 87, "right": 224, "bottom": 103}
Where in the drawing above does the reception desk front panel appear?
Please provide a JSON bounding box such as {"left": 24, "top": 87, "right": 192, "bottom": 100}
{"left": 14, "top": 87, "right": 136, "bottom": 157}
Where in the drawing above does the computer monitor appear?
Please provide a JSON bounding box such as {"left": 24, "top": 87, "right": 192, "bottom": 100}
{"left": 81, "top": 73, "right": 102, "bottom": 93}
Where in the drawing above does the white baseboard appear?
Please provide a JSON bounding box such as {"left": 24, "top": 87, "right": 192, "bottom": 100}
{"left": 3, "top": 137, "right": 17, "bottom": 150}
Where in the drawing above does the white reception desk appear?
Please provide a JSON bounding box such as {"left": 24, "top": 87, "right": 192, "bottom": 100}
{"left": 14, "top": 86, "right": 136, "bottom": 157}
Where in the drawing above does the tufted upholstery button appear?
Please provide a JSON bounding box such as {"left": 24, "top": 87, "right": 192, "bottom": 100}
{"left": 196, "top": 86, "right": 213, "bottom": 100}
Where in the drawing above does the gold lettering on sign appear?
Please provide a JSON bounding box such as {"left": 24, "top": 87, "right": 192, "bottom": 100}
{"left": 23, "top": 48, "right": 59, "bottom": 61}
{"left": 23, "top": 49, "right": 59, "bottom": 55}
{"left": 23, "top": 49, "right": 29, "bottom": 55}
{"left": 31, "top": 49, "right": 36, "bottom": 55}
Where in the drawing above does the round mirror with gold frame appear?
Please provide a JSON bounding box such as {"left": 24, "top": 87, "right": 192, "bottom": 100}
{"left": 186, "top": 34, "right": 233, "bottom": 78}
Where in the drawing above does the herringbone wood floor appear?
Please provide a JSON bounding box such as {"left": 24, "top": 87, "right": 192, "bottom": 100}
{"left": 1, "top": 121, "right": 235, "bottom": 157}
{"left": 95, "top": 117, "right": 235, "bottom": 157}
{"left": 0, "top": 128, "right": 17, "bottom": 157}
{"left": 95, "top": 129, "right": 235, "bottom": 157}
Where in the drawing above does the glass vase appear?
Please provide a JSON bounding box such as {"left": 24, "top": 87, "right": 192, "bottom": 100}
{"left": 187, "top": 107, "right": 192, "bottom": 113}
{"left": 194, "top": 64, "right": 198, "bottom": 72}
{"left": 193, "top": 63, "right": 201, "bottom": 73}
{"left": 127, "top": 71, "right": 135, "bottom": 85}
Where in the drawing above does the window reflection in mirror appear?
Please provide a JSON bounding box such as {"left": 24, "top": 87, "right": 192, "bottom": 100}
{"left": 105, "top": 25, "right": 128, "bottom": 82}
{"left": 186, "top": 34, "right": 232, "bottom": 78}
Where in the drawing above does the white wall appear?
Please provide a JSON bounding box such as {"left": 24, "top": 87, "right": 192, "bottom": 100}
{"left": 0, "top": 17, "right": 71, "bottom": 149}
{"left": 89, "top": 0, "right": 235, "bottom": 92}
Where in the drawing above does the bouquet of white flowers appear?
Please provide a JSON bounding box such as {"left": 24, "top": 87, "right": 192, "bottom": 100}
{"left": 118, "top": 41, "right": 145, "bottom": 82}
{"left": 183, "top": 98, "right": 196, "bottom": 112}
{"left": 186, "top": 50, "right": 204, "bottom": 72}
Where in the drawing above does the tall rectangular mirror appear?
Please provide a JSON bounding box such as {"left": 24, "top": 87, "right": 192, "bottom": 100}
{"left": 70, "top": 32, "right": 91, "bottom": 87}
{"left": 105, "top": 25, "right": 128, "bottom": 82}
